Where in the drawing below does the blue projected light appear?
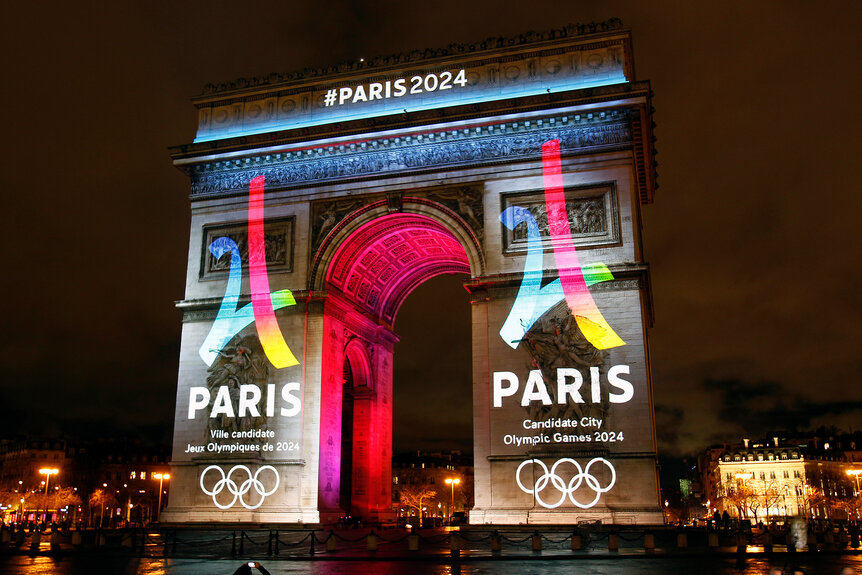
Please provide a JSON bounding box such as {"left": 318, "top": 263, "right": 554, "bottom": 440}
{"left": 499, "top": 206, "right": 613, "bottom": 348}
{"left": 194, "top": 66, "right": 628, "bottom": 142}
{"left": 198, "top": 237, "right": 296, "bottom": 366}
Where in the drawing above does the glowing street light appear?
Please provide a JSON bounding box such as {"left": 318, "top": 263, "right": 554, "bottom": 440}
{"left": 445, "top": 477, "right": 461, "bottom": 520}
{"left": 846, "top": 469, "right": 862, "bottom": 494}
{"left": 38, "top": 468, "right": 59, "bottom": 523}
{"left": 153, "top": 473, "right": 170, "bottom": 522}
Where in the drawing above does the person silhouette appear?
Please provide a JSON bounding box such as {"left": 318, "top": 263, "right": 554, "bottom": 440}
{"left": 232, "top": 562, "right": 271, "bottom": 575}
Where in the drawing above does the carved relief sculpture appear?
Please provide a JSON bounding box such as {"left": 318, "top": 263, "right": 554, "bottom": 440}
{"left": 204, "top": 334, "right": 270, "bottom": 444}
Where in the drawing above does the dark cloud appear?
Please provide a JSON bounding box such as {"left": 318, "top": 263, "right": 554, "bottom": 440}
{"left": 1, "top": 2, "right": 861, "bottom": 459}
{"left": 701, "top": 378, "right": 862, "bottom": 445}
{"left": 654, "top": 405, "right": 685, "bottom": 450}
{"left": 654, "top": 376, "right": 862, "bottom": 457}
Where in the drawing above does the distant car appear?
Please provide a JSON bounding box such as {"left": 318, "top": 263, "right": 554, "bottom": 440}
{"left": 338, "top": 515, "right": 362, "bottom": 528}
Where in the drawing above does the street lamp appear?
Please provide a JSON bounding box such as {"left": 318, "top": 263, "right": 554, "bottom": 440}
{"left": 38, "top": 468, "right": 59, "bottom": 524}
{"left": 846, "top": 469, "right": 862, "bottom": 495}
{"left": 444, "top": 477, "right": 460, "bottom": 521}
{"left": 846, "top": 469, "right": 862, "bottom": 519}
{"left": 153, "top": 473, "right": 170, "bottom": 523}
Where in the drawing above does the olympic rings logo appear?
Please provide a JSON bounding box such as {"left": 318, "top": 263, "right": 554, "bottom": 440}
{"left": 516, "top": 458, "right": 616, "bottom": 509}
{"left": 200, "top": 465, "right": 280, "bottom": 510}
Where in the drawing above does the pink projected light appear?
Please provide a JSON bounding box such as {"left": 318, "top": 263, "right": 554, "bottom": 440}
{"left": 542, "top": 139, "right": 624, "bottom": 350}
{"left": 197, "top": 237, "right": 296, "bottom": 367}
{"left": 247, "top": 176, "right": 299, "bottom": 368}
{"left": 325, "top": 212, "right": 470, "bottom": 325}
{"left": 198, "top": 177, "right": 299, "bottom": 368}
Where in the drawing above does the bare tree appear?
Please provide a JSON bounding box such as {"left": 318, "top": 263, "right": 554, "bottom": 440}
{"left": 718, "top": 482, "right": 758, "bottom": 519}
{"left": 88, "top": 489, "right": 117, "bottom": 528}
{"left": 397, "top": 485, "right": 437, "bottom": 527}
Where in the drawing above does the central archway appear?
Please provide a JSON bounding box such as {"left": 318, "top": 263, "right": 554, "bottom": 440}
{"left": 314, "top": 204, "right": 480, "bottom": 523}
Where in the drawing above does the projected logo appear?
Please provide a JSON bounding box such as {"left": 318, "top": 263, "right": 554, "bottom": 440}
{"left": 199, "top": 176, "right": 299, "bottom": 369}
{"left": 200, "top": 464, "right": 280, "bottom": 510}
{"left": 499, "top": 140, "right": 624, "bottom": 350}
{"left": 516, "top": 457, "right": 616, "bottom": 509}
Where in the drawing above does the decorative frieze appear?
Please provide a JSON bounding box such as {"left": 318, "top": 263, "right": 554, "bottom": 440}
{"left": 188, "top": 112, "right": 632, "bottom": 198}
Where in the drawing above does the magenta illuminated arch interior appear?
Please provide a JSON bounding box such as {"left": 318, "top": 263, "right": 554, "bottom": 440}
{"left": 325, "top": 213, "right": 471, "bottom": 324}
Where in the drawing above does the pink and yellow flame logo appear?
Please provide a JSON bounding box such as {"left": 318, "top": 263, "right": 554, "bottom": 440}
{"left": 500, "top": 139, "right": 625, "bottom": 350}
{"left": 199, "top": 176, "right": 299, "bottom": 369}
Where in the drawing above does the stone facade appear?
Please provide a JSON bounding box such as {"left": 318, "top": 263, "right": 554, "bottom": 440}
{"left": 163, "top": 23, "right": 662, "bottom": 525}
{"left": 703, "top": 437, "right": 860, "bottom": 522}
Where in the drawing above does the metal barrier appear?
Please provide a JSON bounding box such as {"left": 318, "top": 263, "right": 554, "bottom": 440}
{"left": 3, "top": 524, "right": 862, "bottom": 558}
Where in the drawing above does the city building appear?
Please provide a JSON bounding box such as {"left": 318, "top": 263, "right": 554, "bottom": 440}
{"left": 0, "top": 437, "right": 170, "bottom": 526}
{"left": 701, "top": 432, "right": 862, "bottom": 523}
{"left": 391, "top": 451, "right": 473, "bottom": 524}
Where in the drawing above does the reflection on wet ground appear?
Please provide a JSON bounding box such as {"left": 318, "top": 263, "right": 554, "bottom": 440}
{"left": 1, "top": 555, "right": 862, "bottom": 575}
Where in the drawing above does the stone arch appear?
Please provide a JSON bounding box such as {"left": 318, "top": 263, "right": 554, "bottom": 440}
{"left": 315, "top": 197, "right": 482, "bottom": 522}
{"left": 343, "top": 337, "right": 373, "bottom": 390}
{"left": 310, "top": 197, "right": 485, "bottom": 321}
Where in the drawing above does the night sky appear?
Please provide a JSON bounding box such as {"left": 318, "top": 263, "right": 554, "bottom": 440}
{"left": 2, "top": 2, "right": 860, "bottom": 458}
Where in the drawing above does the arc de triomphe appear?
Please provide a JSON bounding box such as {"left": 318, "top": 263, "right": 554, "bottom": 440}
{"left": 163, "top": 21, "right": 664, "bottom": 525}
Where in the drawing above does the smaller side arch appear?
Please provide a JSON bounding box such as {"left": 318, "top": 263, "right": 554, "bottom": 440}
{"left": 343, "top": 337, "right": 373, "bottom": 391}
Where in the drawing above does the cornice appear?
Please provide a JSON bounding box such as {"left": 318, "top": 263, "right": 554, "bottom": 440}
{"left": 171, "top": 82, "right": 649, "bottom": 161}
{"left": 464, "top": 263, "right": 649, "bottom": 293}
{"left": 198, "top": 20, "right": 626, "bottom": 98}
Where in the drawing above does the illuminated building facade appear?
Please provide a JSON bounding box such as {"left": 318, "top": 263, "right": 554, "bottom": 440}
{"left": 704, "top": 436, "right": 861, "bottom": 522}
{"left": 0, "top": 439, "right": 68, "bottom": 490}
{"left": 0, "top": 439, "right": 170, "bottom": 525}
{"left": 391, "top": 451, "right": 473, "bottom": 523}
{"left": 164, "top": 21, "right": 663, "bottom": 525}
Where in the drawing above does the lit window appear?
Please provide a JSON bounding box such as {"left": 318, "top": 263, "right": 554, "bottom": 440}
{"left": 130, "top": 471, "right": 136, "bottom": 480}
{"left": 141, "top": 471, "right": 147, "bottom": 480}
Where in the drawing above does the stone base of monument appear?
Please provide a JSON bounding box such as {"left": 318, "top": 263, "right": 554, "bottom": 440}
{"left": 160, "top": 508, "right": 320, "bottom": 525}
{"left": 468, "top": 508, "right": 665, "bottom": 526}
